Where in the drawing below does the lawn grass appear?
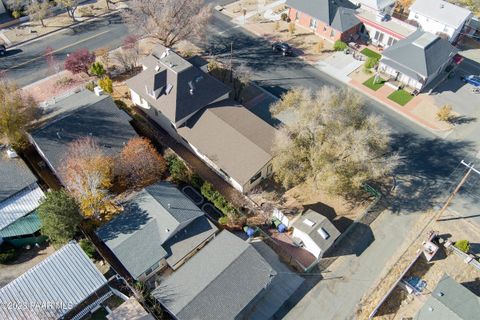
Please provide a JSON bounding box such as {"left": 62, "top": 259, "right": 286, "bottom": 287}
{"left": 363, "top": 76, "right": 385, "bottom": 91}
{"left": 361, "top": 48, "right": 381, "bottom": 60}
{"left": 387, "top": 89, "right": 414, "bottom": 106}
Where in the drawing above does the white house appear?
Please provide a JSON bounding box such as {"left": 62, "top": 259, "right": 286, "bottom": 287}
{"left": 408, "top": 0, "right": 473, "bottom": 42}
{"left": 379, "top": 30, "right": 458, "bottom": 91}
{"left": 291, "top": 209, "right": 340, "bottom": 259}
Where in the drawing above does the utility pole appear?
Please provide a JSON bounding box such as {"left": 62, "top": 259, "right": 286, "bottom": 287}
{"left": 229, "top": 41, "right": 233, "bottom": 83}
{"left": 435, "top": 160, "right": 477, "bottom": 221}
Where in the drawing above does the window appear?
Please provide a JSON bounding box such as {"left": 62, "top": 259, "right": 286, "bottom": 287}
{"left": 378, "top": 33, "right": 384, "bottom": 43}
{"left": 250, "top": 171, "right": 262, "bottom": 184}
{"left": 310, "top": 18, "right": 317, "bottom": 29}
{"left": 295, "top": 11, "right": 300, "bottom": 21}
{"left": 145, "top": 262, "right": 160, "bottom": 276}
{"left": 374, "top": 31, "right": 380, "bottom": 40}
{"left": 154, "top": 109, "right": 158, "bottom": 116}
{"left": 387, "top": 37, "right": 395, "bottom": 46}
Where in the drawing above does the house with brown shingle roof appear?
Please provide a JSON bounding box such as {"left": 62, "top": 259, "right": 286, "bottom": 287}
{"left": 126, "top": 45, "right": 276, "bottom": 193}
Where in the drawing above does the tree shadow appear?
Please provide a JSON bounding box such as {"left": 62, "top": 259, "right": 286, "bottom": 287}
{"left": 387, "top": 132, "right": 475, "bottom": 214}
{"left": 449, "top": 115, "right": 477, "bottom": 125}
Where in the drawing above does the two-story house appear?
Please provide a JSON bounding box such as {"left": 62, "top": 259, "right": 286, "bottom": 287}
{"left": 126, "top": 45, "right": 276, "bottom": 193}
{"left": 408, "top": 0, "right": 473, "bottom": 43}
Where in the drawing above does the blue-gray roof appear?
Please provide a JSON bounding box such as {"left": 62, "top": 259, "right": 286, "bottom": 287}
{"left": 381, "top": 30, "right": 458, "bottom": 80}
{"left": 415, "top": 274, "right": 480, "bottom": 320}
{"left": 29, "top": 90, "right": 137, "bottom": 175}
{"left": 0, "top": 242, "right": 107, "bottom": 319}
{"left": 287, "top": 0, "right": 361, "bottom": 32}
{"left": 153, "top": 231, "right": 304, "bottom": 320}
{"left": 0, "top": 153, "right": 37, "bottom": 202}
{"left": 97, "top": 182, "right": 216, "bottom": 279}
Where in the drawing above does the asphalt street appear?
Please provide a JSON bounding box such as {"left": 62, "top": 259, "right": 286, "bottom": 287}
{"left": 0, "top": 13, "right": 127, "bottom": 87}
{"left": 1, "top": 3, "right": 478, "bottom": 319}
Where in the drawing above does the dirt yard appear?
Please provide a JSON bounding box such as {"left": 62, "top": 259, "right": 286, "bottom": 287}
{"left": 0, "top": 244, "right": 55, "bottom": 288}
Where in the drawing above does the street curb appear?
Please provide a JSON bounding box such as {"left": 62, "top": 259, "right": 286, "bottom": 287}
{"left": 7, "top": 9, "right": 122, "bottom": 50}
{"left": 234, "top": 18, "right": 453, "bottom": 136}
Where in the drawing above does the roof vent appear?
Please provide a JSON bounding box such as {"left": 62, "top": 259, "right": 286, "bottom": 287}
{"left": 155, "top": 65, "right": 160, "bottom": 72}
{"left": 168, "top": 203, "right": 171, "bottom": 208}
{"left": 437, "top": 292, "right": 444, "bottom": 297}
{"left": 6, "top": 148, "right": 18, "bottom": 158}
{"left": 317, "top": 227, "right": 330, "bottom": 240}
{"left": 303, "top": 219, "right": 315, "bottom": 227}
{"left": 428, "top": 307, "right": 434, "bottom": 312}
{"left": 94, "top": 86, "right": 103, "bottom": 96}
{"left": 440, "top": 4, "right": 444, "bottom": 8}
{"left": 166, "top": 48, "right": 171, "bottom": 56}
{"left": 56, "top": 131, "right": 62, "bottom": 140}
{"left": 166, "top": 228, "right": 170, "bottom": 232}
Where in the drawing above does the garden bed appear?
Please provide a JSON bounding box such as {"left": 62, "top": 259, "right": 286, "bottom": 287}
{"left": 181, "top": 185, "right": 204, "bottom": 205}
{"left": 363, "top": 76, "right": 386, "bottom": 91}
{"left": 387, "top": 89, "right": 414, "bottom": 106}
{"left": 201, "top": 203, "right": 223, "bottom": 222}
{"left": 361, "top": 48, "right": 381, "bottom": 60}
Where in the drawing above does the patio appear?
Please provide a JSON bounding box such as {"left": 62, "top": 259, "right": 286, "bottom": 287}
{"left": 269, "top": 230, "right": 316, "bottom": 270}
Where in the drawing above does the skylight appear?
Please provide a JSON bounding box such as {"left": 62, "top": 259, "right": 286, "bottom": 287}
{"left": 303, "top": 219, "right": 315, "bottom": 227}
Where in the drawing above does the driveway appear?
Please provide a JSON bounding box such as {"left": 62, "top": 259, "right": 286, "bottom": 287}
{"left": 315, "top": 51, "right": 364, "bottom": 83}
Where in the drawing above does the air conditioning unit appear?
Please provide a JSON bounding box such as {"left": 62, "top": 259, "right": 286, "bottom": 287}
{"left": 94, "top": 86, "right": 104, "bottom": 96}
{"left": 6, "top": 148, "right": 18, "bottom": 158}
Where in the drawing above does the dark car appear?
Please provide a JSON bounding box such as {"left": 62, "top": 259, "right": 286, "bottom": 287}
{"left": 0, "top": 45, "right": 6, "bottom": 56}
{"left": 272, "top": 42, "right": 293, "bottom": 56}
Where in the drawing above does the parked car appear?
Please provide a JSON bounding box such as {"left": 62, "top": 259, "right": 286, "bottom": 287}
{"left": 461, "top": 75, "right": 480, "bottom": 87}
{"left": 272, "top": 42, "right": 293, "bottom": 56}
{"left": 0, "top": 45, "right": 6, "bottom": 56}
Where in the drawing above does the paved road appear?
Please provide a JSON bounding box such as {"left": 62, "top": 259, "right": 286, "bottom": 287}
{"left": 1, "top": 3, "right": 478, "bottom": 319}
{"left": 0, "top": 13, "right": 127, "bottom": 87}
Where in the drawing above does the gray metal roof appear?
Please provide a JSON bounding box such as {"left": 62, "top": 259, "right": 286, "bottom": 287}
{"left": 0, "top": 153, "right": 37, "bottom": 202}
{"left": 287, "top": 0, "right": 361, "bottom": 32}
{"left": 292, "top": 209, "right": 341, "bottom": 253}
{"left": 415, "top": 274, "right": 480, "bottom": 320}
{"left": 0, "top": 241, "right": 107, "bottom": 320}
{"left": 126, "top": 45, "right": 231, "bottom": 126}
{"left": 0, "top": 183, "right": 44, "bottom": 231}
{"left": 29, "top": 90, "right": 138, "bottom": 175}
{"left": 153, "top": 231, "right": 304, "bottom": 320}
{"left": 97, "top": 182, "right": 214, "bottom": 279}
{"left": 380, "top": 30, "right": 458, "bottom": 79}
{"left": 177, "top": 100, "right": 275, "bottom": 186}
{"left": 410, "top": 0, "right": 472, "bottom": 29}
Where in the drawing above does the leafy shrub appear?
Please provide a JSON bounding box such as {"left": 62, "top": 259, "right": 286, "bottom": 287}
{"left": 201, "top": 182, "right": 236, "bottom": 215}
{"left": 218, "top": 216, "right": 229, "bottom": 225}
{"left": 12, "top": 10, "right": 22, "bottom": 19}
{"left": 79, "top": 239, "right": 96, "bottom": 259}
{"left": 99, "top": 76, "right": 113, "bottom": 94}
{"left": 85, "top": 81, "right": 95, "bottom": 92}
{"left": 55, "top": 76, "right": 74, "bottom": 88}
{"left": 166, "top": 154, "right": 189, "bottom": 183}
{"left": 364, "top": 57, "right": 379, "bottom": 70}
{"left": 281, "top": 13, "right": 288, "bottom": 21}
{"left": 190, "top": 173, "right": 204, "bottom": 190}
{"left": 89, "top": 62, "right": 106, "bottom": 78}
{"left": 333, "top": 40, "right": 347, "bottom": 51}
{"left": 454, "top": 240, "right": 470, "bottom": 253}
{"left": 0, "top": 243, "right": 17, "bottom": 264}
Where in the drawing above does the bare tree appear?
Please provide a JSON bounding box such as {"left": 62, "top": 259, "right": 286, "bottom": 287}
{"left": 27, "top": 0, "right": 50, "bottom": 27}
{"left": 271, "top": 87, "right": 400, "bottom": 197}
{"left": 233, "top": 63, "right": 252, "bottom": 101}
{"left": 122, "top": 0, "right": 212, "bottom": 47}
{"left": 57, "top": 0, "right": 81, "bottom": 21}
{"left": 112, "top": 35, "right": 140, "bottom": 73}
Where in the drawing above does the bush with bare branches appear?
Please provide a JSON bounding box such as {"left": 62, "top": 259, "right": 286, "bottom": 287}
{"left": 115, "top": 137, "right": 167, "bottom": 189}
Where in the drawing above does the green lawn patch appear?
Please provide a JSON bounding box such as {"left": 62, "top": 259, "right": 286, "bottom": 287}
{"left": 361, "top": 48, "right": 381, "bottom": 60}
{"left": 387, "top": 89, "right": 414, "bottom": 106}
{"left": 363, "top": 76, "right": 385, "bottom": 91}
